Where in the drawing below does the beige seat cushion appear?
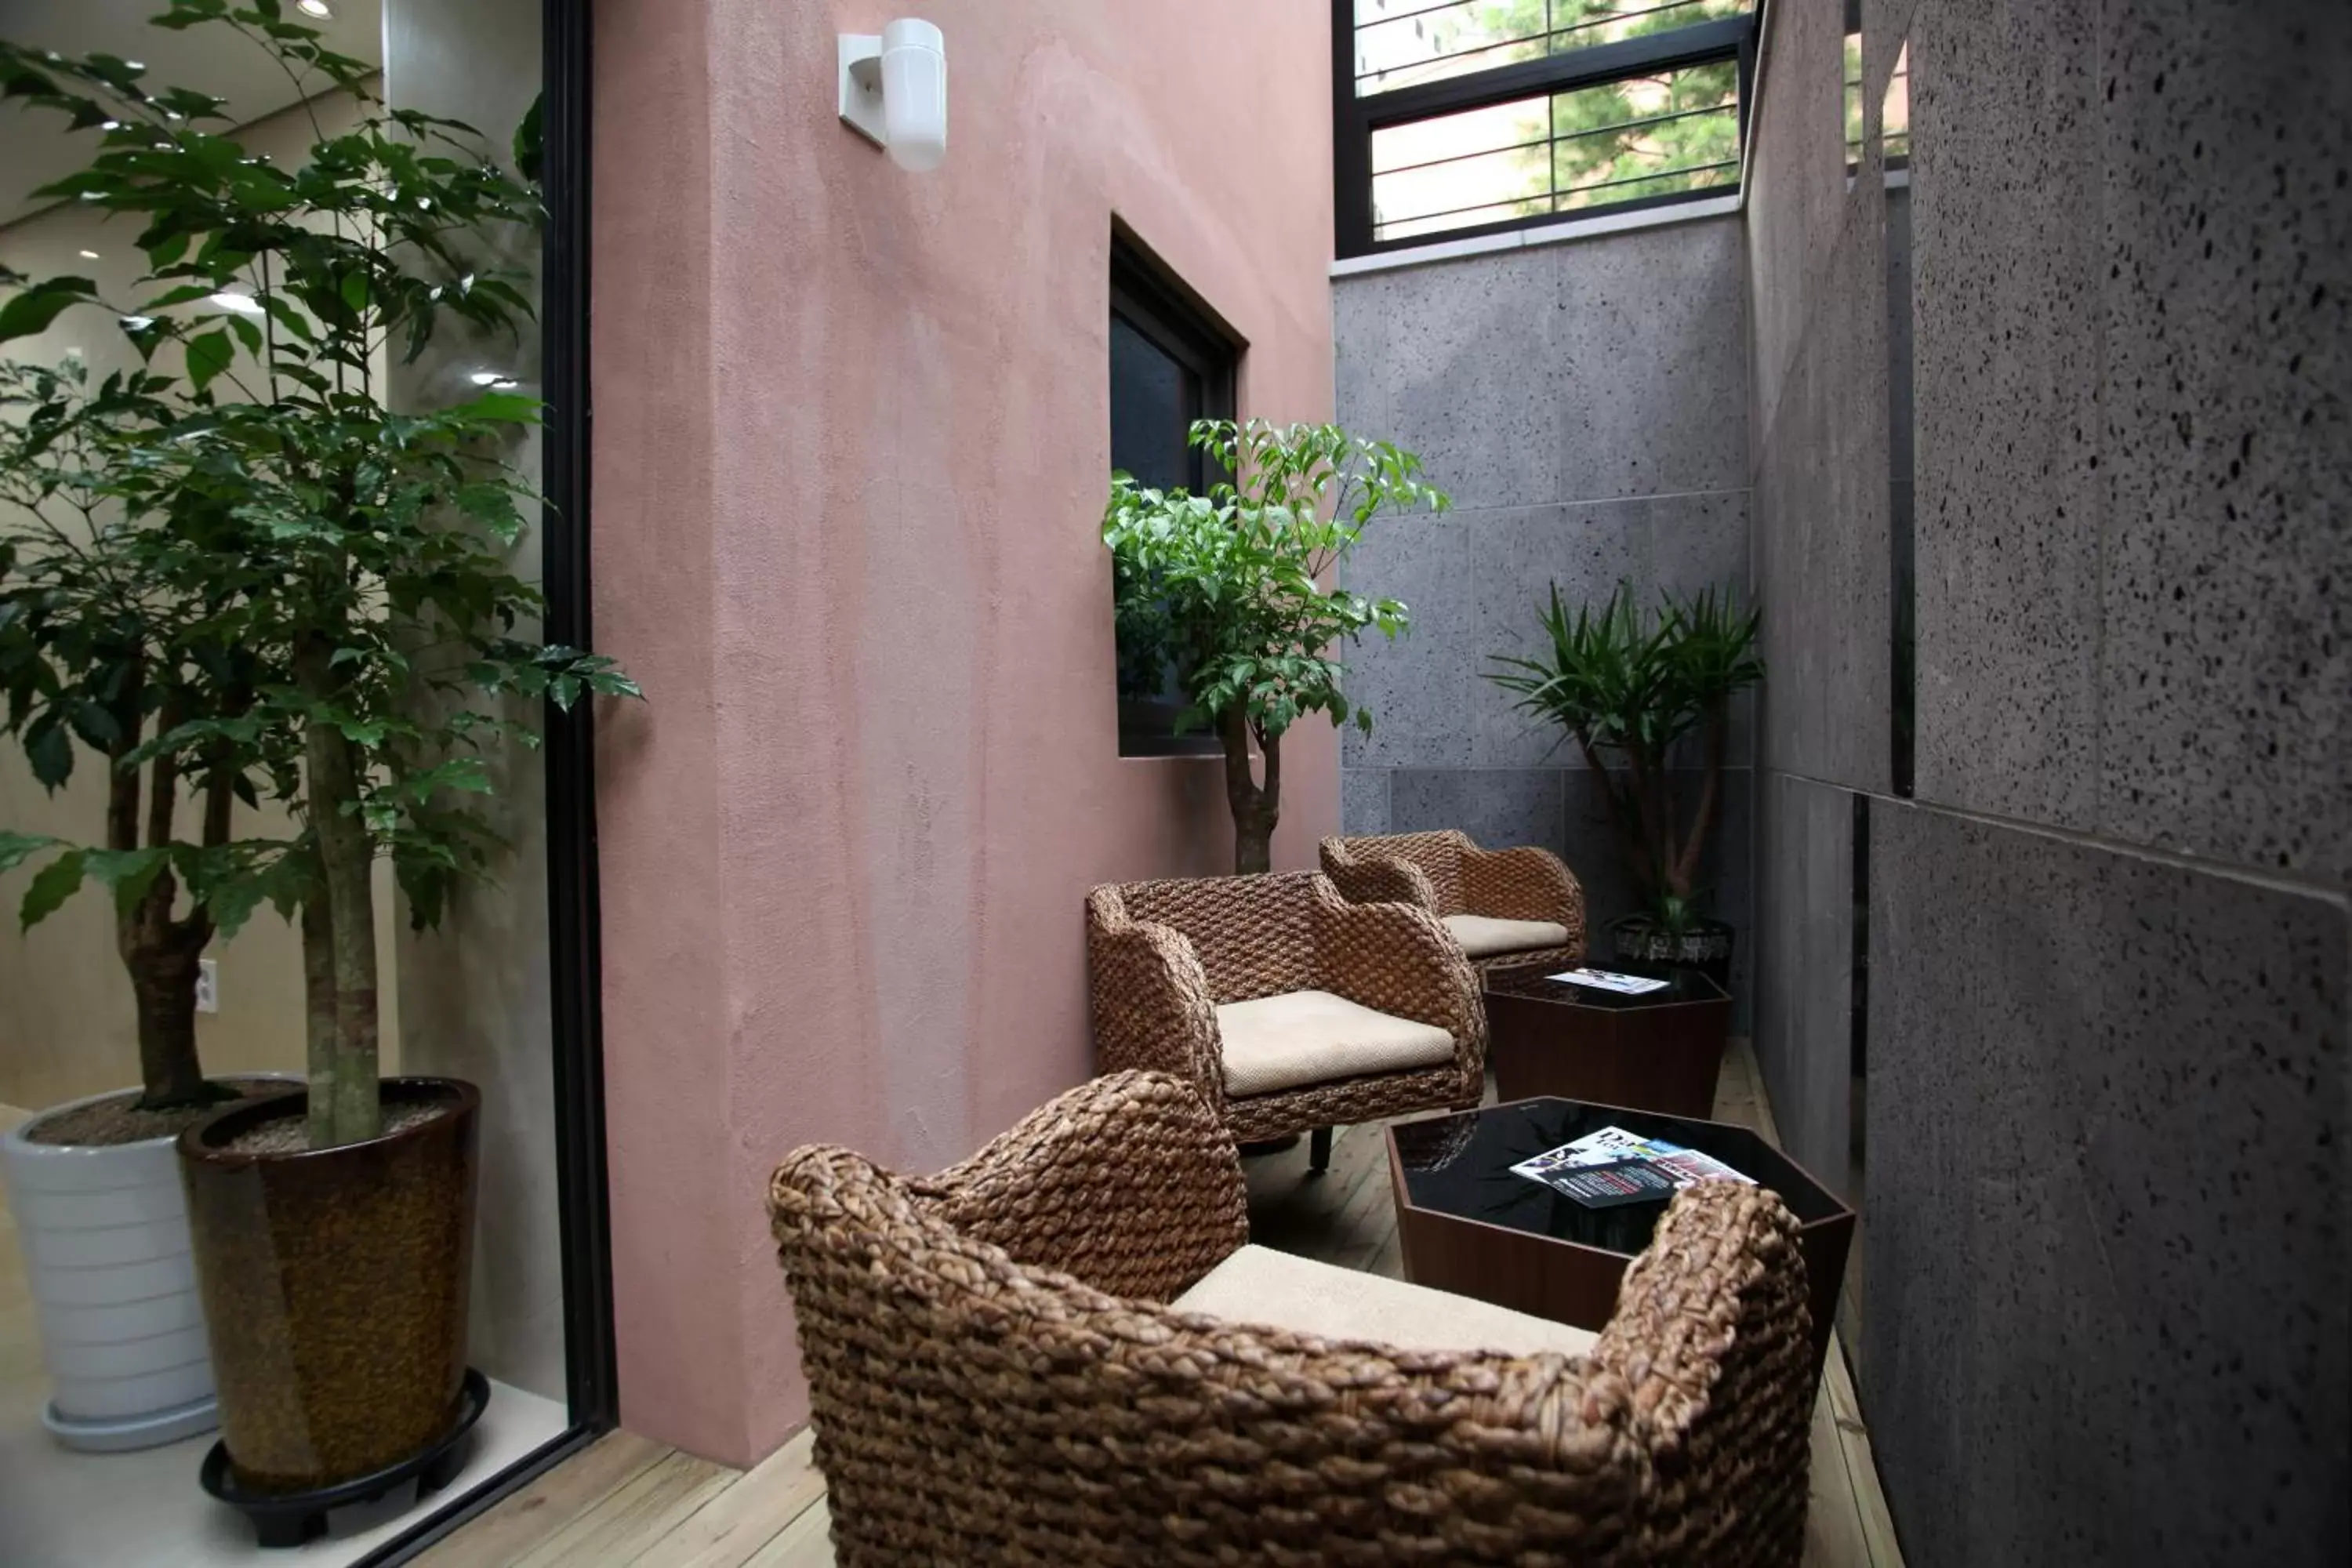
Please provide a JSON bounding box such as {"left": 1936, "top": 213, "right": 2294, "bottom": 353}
{"left": 1174, "top": 1243, "right": 1599, "bottom": 1359}
{"left": 1443, "top": 913, "right": 1572, "bottom": 959}
{"left": 1214, "top": 989, "right": 1456, "bottom": 1098}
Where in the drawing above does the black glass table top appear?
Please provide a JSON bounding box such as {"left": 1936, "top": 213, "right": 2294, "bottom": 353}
{"left": 1483, "top": 957, "right": 1727, "bottom": 1011}
{"left": 1390, "top": 1098, "right": 1847, "bottom": 1259}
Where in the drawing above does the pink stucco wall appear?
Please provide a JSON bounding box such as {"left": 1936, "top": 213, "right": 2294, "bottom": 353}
{"left": 590, "top": 0, "right": 1337, "bottom": 1465}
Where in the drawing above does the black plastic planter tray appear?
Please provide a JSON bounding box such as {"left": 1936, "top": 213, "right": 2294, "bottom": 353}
{"left": 200, "top": 1367, "right": 491, "bottom": 1549}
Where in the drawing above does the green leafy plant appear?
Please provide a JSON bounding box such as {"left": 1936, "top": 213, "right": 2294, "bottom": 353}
{"left": 1103, "top": 419, "right": 1449, "bottom": 873}
{"left": 0, "top": 1, "right": 637, "bottom": 1146}
{"left": 1484, "top": 580, "right": 1761, "bottom": 935}
{"left": 0, "top": 356, "right": 282, "bottom": 1113}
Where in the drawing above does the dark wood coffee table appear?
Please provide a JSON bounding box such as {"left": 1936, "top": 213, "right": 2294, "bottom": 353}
{"left": 1385, "top": 1097, "right": 1853, "bottom": 1377}
{"left": 1483, "top": 960, "right": 1730, "bottom": 1118}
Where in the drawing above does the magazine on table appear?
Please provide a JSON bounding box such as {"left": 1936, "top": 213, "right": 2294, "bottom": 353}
{"left": 1511, "top": 1125, "right": 1755, "bottom": 1208}
{"left": 1546, "top": 966, "right": 1671, "bottom": 996}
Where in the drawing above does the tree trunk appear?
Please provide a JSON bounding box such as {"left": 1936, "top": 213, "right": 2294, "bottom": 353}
{"left": 1621, "top": 742, "right": 1670, "bottom": 902}
{"left": 300, "top": 846, "right": 339, "bottom": 1147}
{"left": 295, "top": 633, "right": 382, "bottom": 1148}
{"left": 1668, "top": 699, "right": 1729, "bottom": 899}
{"left": 126, "top": 942, "right": 209, "bottom": 1108}
{"left": 1219, "top": 707, "right": 1281, "bottom": 875}
{"left": 101, "top": 684, "right": 219, "bottom": 1111}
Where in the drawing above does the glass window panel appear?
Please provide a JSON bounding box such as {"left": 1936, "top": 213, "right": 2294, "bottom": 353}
{"left": 1882, "top": 42, "right": 1910, "bottom": 161}
{"left": 1372, "top": 97, "right": 1549, "bottom": 175}
{"left": 1355, "top": 0, "right": 1754, "bottom": 97}
{"left": 1544, "top": 0, "right": 1752, "bottom": 55}
{"left": 1109, "top": 315, "right": 1196, "bottom": 492}
{"left": 1843, "top": 28, "right": 1864, "bottom": 166}
{"left": 1556, "top": 158, "right": 1734, "bottom": 211}
{"left": 1550, "top": 60, "right": 1739, "bottom": 201}
{"left": 1376, "top": 141, "right": 1554, "bottom": 226}
{"left": 1353, "top": 20, "right": 1748, "bottom": 242}
{"left": 1378, "top": 196, "right": 1553, "bottom": 244}
{"left": 1356, "top": 0, "right": 1547, "bottom": 93}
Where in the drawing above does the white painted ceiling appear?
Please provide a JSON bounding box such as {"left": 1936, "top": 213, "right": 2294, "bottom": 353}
{"left": 0, "top": 0, "right": 385, "bottom": 223}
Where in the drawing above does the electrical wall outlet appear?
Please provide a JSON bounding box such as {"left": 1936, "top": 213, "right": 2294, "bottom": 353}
{"left": 196, "top": 959, "right": 219, "bottom": 1014}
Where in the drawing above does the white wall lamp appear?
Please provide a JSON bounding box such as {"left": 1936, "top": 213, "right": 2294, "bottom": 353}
{"left": 838, "top": 19, "right": 947, "bottom": 173}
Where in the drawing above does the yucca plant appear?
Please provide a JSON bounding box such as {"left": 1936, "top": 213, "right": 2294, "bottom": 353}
{"left": 1485, "top": 581, "right": 1762, "bottom": 935}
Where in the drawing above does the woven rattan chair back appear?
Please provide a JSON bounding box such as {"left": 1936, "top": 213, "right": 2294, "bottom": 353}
{"left": 1348, "top": 829, "right": 1472, "bottom": 913}
{"left": 1326, "top": 829, "right": 1471, "bottom": 913}
{"left": 768, "top": 1069, "right": 1816, "bottom": 1567}
{"left": 1096, "top": 869, "right": 1324, "bottom": 1004}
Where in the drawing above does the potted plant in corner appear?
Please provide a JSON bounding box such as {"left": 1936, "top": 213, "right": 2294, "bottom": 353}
{"left": 1484, "top": 580, "right": 1762, "bottom": 985}
{"left": 0, "top": 4, "right": 637, "bottom": 1523}
{"left": 0, "top": 358, "right": 295, "bottom": 1452}
{"left": 1102, "top": 419, "right": 1449, "bottom": 873}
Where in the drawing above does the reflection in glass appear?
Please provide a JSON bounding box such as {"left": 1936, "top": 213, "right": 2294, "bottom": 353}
{"left": 1842, "top": 17, "right": 1863, "bottom": 168}
{"left": 1882, "top": 42, "right": 1911, "bottom": 163}
{"left": 1369, "top": 58, "right": 1741, "bottom": 242}
{"left": 1353, "top": 0, "right": 1755, "bottom": 98}
{"left": 1109, "top": 317, "right": 1198, "bottom": 493}
{"left": 1886, "top": 46, "right": 1915, "bottom": 793}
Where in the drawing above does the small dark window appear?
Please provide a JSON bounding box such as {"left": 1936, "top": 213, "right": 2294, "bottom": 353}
{"left": 1109, "top": 234, "right": 1236, "bottom": 757}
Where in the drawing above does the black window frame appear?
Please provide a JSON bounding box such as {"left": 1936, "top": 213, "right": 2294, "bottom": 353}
{"left": 1108, "top": 231, "right": 1238, "bottom": 758}
{"left": 1333, "top": 5, "right": 1759, "bottom": 259}
{"left": 352, "top": 1, "right": 619, "bottom": 1559}
{"left": 1109, "top": 239, "right": 1237, "bottom": 492}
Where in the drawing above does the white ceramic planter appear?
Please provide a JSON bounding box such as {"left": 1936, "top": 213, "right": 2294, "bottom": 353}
{"left": 0, "top": 1079, "right": 296, "bottom": 1452}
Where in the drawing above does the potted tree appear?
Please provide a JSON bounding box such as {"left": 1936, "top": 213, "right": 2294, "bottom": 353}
{"left": 0, "top": 2, "right": 637, "bottom": 1508}
{"left": 1102, "top": 419, "right": 1448, "bottom": 873}
{"left": 0, "top": 358, "right": 293, "bottom": 1451}
{"left": 1483, "top": 580, "right": 1762, "bottom": 982}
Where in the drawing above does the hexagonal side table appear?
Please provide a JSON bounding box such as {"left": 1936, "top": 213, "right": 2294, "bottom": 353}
{"left": 1484, "top": 960, "right": 1732, "bottom": 1119}
{"left": 1386, "top": 1096, "right": 1853, "bottom": 1378}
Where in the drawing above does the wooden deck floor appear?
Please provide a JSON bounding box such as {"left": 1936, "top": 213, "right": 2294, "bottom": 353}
{"left": 421, "top": 1043, "right": 1900, "bottom": 1568}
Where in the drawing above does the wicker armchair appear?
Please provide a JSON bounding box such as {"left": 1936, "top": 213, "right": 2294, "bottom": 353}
{"left": 768, "top": 1069, "right": 1816, "bottom": 1567}
{"left": 1085, "top": 870, "right": 1483, "bottom": 1146}
{"left": 1321, "top": 829, "right": 1588, "bottom": 975}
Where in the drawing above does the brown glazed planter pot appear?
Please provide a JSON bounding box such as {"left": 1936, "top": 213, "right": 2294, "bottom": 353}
{"left": 177, "top": 1077, "right": 479, "bottom": 1494}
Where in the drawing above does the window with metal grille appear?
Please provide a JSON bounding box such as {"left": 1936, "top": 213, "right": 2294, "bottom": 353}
{"left": 1334, "top": 2, "right": 1757, "bottom": 256}
{"left": 1842, "top": 2, "right": 1909, "bottom": 172}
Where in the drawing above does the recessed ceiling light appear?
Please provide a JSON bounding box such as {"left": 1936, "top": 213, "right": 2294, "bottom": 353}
{"left": 78, "top": 249, "right": 100, "bottom": 260}
{"left": 298, "top": 0, "right": 332, "bottom": 16}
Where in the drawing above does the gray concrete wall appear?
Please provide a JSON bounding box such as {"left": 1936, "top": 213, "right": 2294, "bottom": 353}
{"left": 1748, "top": 1, "right": 2351, "bottom": 1562}
{"left": 1333, "top": 216, "right": 1755, "bottom": 1010}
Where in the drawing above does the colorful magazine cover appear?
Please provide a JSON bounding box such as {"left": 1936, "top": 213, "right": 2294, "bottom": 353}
{"left": 1545, "top": 967, "right": 1673, "bottom": 995}
{"left": 1509, "top": 1124, "right": 1755, "bottom": 1205}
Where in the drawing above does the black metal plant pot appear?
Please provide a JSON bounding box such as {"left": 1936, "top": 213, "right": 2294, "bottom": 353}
{"left": 1612, "top": 914, "right": 1737, "bottom": 995}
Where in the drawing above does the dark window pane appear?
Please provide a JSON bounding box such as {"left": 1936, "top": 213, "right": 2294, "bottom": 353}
{"left": 1108, "top": 246, "right": 1232, "bottom": 757}
{"left": 1109, "top": 314, "right": 1196, "bottom": 492}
